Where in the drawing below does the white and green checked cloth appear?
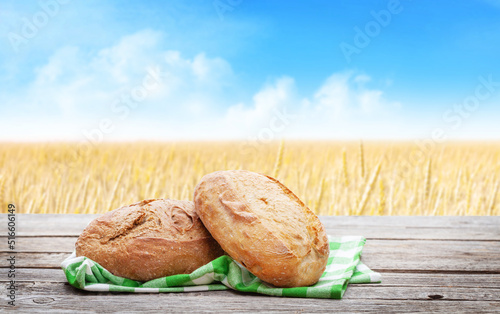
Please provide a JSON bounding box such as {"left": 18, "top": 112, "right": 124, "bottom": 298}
{"left": 61, "top": 236, "right": 381, "bottom": 299}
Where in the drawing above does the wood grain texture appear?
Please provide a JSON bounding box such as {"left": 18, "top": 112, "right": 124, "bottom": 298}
{"left": 0, "top": 214, "right": 499, "bottom": 313}
{"left": 8, "top": 235, "right": 500, "bottom": 254}
{"left": 2, "top": 281, "right": 499, "bottom": 301}
{"left": 2, "top": 268, "right": 500, "bottom": 288}
{"left": 4, "top": 214, "right": 499, "bottom": 240}
{"left": 1, "top": 291, "right": 499, "bottom": 313}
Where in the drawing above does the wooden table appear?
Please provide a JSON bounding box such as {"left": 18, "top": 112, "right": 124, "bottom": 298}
{"left": 1, "top": 215, "right": 499, "bottom": 313}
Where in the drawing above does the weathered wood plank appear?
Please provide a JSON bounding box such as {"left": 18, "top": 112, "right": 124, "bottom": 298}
{"left": 1, "top": 288, "right": 499, "bottom": 313}
{"left": 3, "top": 224, "right": 500, "bottom": 243}
{"left": 362, "top": 239, "right": 500, "bottom": 273}
{"left": 5, "top": 281, "right": 500, "bottom": 301}
{"left": 5, "top": 227, "right": 500, "bottom": 240}
{"left": 0, "top": 268, "right": 68, "bottom": 282}
{"left": 0, "top": 237, "right": 78, "bottom": 252}
{"left": 3, "top": 214, "right": 499, "bottom": 240}
{"left": 2, "top": 268, "right": 499, "bottom": 289}
{"left": 0, "top": 214, "right": 99, "bottom": 236}
{"left": 1, "top": 238, "right": 499, "bottom": 272}
{"left": 11, "top": 214, "right": 500, "bottom": 228}
{"left": 0, "top": 215, "right": 498, "bottom": 313}
{"left": 2, "top": 235, "right": 500, "bottom": 255}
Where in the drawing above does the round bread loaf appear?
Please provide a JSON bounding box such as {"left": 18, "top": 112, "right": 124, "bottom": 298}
{"left": 194, "top": 170, "right": 329, "bottom": 287}
{"left": 75, "top": 199, "right": 225, "bottom": 281}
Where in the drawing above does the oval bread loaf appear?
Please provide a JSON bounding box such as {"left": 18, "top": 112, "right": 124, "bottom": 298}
{"left": 75, "top": 199, "right": 225, "bottom": 281}
{"left": 194, "top": 170, "right": 329, "bottom": 287}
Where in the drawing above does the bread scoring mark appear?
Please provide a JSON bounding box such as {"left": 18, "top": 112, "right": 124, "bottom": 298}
{"left": 218, "top": 190, "right": 258, "bottom": 222}
{"left": 171, "top": 206, "right": 194, "bottom": 233}
{"left": 105, "top": 211, "right": 147, "bottom": 243}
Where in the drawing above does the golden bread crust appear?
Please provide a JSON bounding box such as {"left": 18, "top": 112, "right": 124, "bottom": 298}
{"left": 75, "top": 199, "right": 225, "bottom": 281}
{"left": 194, "top": 170, "right": 329, "bottom": 287}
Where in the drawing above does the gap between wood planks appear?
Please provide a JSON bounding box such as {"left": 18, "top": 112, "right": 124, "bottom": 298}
{"left": 373, "top": 269, "right": 500, "bottom": 275}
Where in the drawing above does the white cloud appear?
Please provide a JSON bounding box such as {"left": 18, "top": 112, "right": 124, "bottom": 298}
{"left": 221, "top": 71, "right": 405, "bottom": 140}
{"left": 225, "top": 76, "right": 296, "bottom": 128}
{"left": 313, "top": 72, "right": 351, "bottom": 117}
{"left": 192, "top": 53, "right": 232, "bottom": 83}
{"left": 0, "top": 29, "right": 408, "bottom": 141}
{"left": 358, "top": 89, "right": 384, "bottom": 113}
{"left": 312, "top": 71, "right": 399, "bottom": 117}
{"left": 354, "top": 74, "right": 371, "bottom": 84}
{"left": 2, "top": 28, "right": 235, "bottom": 118}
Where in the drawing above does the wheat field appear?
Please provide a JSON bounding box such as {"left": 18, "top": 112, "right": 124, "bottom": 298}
{"left": 0, "top": 141, "right": 499, "bottom": 215}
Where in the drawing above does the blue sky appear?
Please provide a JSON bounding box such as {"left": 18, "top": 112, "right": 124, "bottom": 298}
{"left": 1, "top": 0, "right": 500, "bottom": 141}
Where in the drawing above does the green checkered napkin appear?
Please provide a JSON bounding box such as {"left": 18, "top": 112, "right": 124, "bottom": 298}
{"left": 61, "top": 236, "right": 381, "bottom": 299}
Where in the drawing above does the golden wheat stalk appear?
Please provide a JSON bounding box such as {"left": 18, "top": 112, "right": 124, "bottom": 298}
{"left": 359, "top": 141, "right": 365, "bottom": 178}
{"left": 316, "top": 177, "right": 326, "bottom": 213}
{"left": 487, "top": 181, "right": 499, "bottom": 216}
{"left": 377, "top": 178, "right": 386, "bottom": 216}
{"left": 42, "top": 190, "right": 50, "bottom": 214}
{"left": 356, "top": 161, "right": 382, "bottom": 215}
{"left": 62, "top": 190, "right": 72, "bottom": 214}
{"left": 423, "top": 158, "right": 432, "bottom": 211}
{"left": 272, "top": 140, "right": 285, "bottom": 178}
{"left": 180, "top": 182, "right": 189, "bottom": 200}
{"left": 430, "top": 188, "right": 443, "bottom": 216}
{"left": 302, "top": 172, "right": 311, "bottom": 205}
{"left": 406, "top": 194, "right": 415, "bottom": 215}
{"left": 342, "top": 149, "right": 349, "bottom": 187}
{"left": 454, "top": 169, "right": 462, "bottom": 202}
{"left": 26, "top": 198, "right": 35, "bottom": 214}
{"left": 466, "top": 180, "right": 473, "bottom": 216}
{"left": 107, "top": 169, "right": 124, "bottom": 211}
{"left": 223, "top": 152, "right": 228, "bottom": 170}
{"left": 388, "top": 177, "right": 395, "bottom": 216}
